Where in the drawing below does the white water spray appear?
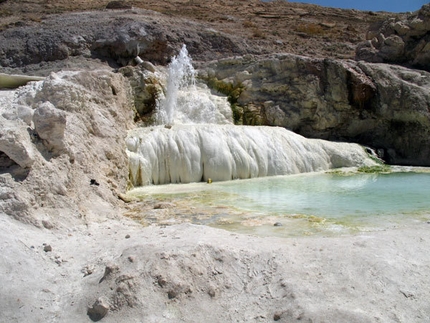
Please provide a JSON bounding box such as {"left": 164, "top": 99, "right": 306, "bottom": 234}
{"left": 156, "top": 45, "right": 195, "bottom": 125}
{"left": 155, "top": 45, "right": 232, "bottom": 125}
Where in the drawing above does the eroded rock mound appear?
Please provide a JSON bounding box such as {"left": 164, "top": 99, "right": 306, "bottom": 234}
{"left": 0, "top": 69, "right": 134, "bottom": 226}
{"left": 356, "top": 4, "right": 430, "bottom": 71}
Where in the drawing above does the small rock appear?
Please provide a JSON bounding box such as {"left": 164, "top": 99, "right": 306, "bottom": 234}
{"left": 42, "top": 220, "right": 54, "bottom": 230}
{"left": 274, "top": 222, "right": 283, "bottom": 227}
{"left": 99, "top": 264, "right": 119, "bottom": 283}
{"left": 87, "top": 297, "right": 110, "bottom": 322}
{"left": 167, "top": 290, "right": 177, "bottom": 299}
{"left": 208, "top": 287, "right": 216, "bottom": 298}
{"left": 106, "top": 1, "right": 132, "bottom": 9}
{"left": 44, "top": 245, "right": 52, "bottom": 252}
{"left": 153, "top": 202, "right": 175, "bottom": 209}
{"left": 157, "top": 275, "right": 167, "bottom": 287}
{"left": 134, "top": 56, "right": 144, "bottom": 65}
{"left": 273, "top": 313, "right": 282, "bottom": 321}
{"left": 141, "top": 61, "right": 156, "bottom": 72}
{"left": 118, "top": 193, "right": 134, "bottom": 203}
{"left": 90, "top": 179, "right": 100, "bottom": 186}
{"left": 127, "top": 255, "right": 135, "bottom": 263}
{"left": 82, "top": 265, "right": 95, "bottom": 277}
{"left": 125, "top": 234, "right": 130, "bottom": 239}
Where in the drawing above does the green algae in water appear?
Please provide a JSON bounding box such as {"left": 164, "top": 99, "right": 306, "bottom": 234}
{"left": 127, "top": 170, "right": 430, "bottom": 237}
{"left": 357, "top": 165, "right": 391, "bottom": 173}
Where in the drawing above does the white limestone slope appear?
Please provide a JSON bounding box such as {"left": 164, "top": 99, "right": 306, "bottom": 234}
{"left": 127, "top": 124, "right": 377, "bottom": 186}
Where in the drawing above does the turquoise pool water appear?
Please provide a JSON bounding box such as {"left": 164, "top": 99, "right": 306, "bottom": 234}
{"left": 129, "top": 170, "right": 430, "bottom": 237}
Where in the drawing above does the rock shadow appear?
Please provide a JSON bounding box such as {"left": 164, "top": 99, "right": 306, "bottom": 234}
{"left": 0, "top": 151, "right": 30, "bottom": 181}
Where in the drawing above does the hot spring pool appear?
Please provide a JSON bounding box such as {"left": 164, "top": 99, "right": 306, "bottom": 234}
{"left": 127, "top": 168, "right": 430, "bottom": 237}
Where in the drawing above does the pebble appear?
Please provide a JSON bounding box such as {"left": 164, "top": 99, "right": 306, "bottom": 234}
{"left": 44, "top": 245, "right": 52, "bottom": 252}
{"left": 87, "top": 297, "right": 110, "bottom": 321}
{"left": 82, "top": 265, "right": 95, "bottom": 277}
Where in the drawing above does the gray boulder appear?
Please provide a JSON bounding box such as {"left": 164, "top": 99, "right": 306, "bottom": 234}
{"left": 356, "top": 4, "right": 430, "bottom": 71}
{"left": 33, "top": 102, "right": 67, "bottom": 155}
{"left": 0, "top": 116, "right": 35, "bottom": 169}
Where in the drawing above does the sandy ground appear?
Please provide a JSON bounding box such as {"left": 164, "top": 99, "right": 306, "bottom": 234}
{"left": 1, "top": 208, "right": 430, "bottom": 322}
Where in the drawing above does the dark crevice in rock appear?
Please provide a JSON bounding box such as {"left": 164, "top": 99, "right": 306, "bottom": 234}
{"left": 346, "top": 69, "right": 376, "bottom": 112}
{"left": 0, "top": 151, "right": 29, "bottom": 181}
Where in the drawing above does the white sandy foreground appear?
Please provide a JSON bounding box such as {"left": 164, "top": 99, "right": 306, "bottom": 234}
{"left": 1, "top": 211, "right": 429, "bottom": 323}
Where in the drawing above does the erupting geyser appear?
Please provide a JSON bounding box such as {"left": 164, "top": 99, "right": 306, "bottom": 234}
{"left": 154, "top": 45, "right": 232, "bottom": 126}
{"left": 155, "top": 44, "right": 196, "bottom": 125}
{"left": 127, "top": 45, "right": 378, "bottom": 186}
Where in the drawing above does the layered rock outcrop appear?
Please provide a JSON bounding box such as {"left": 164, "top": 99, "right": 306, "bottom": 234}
{"left": 202, "top": 54, "right": 430, "bottom": 165}
{"left": 356, "top": 4, "right": 430, "bottom": 71}
{"left": 0, "top": 9, "right": 248, "bottom": 74}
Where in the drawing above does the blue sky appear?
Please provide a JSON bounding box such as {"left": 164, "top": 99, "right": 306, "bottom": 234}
{"left": 290, "top": 0, "right": 427, "bottom": 13}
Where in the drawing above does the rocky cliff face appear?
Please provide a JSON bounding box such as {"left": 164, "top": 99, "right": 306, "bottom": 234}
{"left": 202, "top": 55, "right": 430, "bottom": 165}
